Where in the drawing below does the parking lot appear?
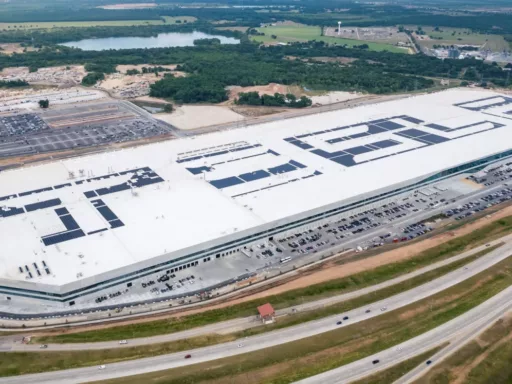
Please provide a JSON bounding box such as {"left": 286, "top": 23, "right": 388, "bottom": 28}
{"left": 0, "top": 101, "right": 173, "bottom": 159}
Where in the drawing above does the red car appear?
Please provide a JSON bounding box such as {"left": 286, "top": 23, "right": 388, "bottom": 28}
{"left": 185, "top": 354, "right": 192, "bottom": 359}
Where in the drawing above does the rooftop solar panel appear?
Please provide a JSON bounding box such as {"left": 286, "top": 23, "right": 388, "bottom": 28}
{"left": 345, "top": 146, "right": 374, "bottom": 156}
{"left": 377, "top": 121, "right": 405, "bottom": 130}
{"left": 239, "top": 170, "right": 271, "bottom": 182}
{"left": 25, "top": 198, "right": 62, "bottom": 212}
{"left": 210, "top": 176, "right": 245, "bottom": 189}
{"left": 395, "top": 129, "right": 429, "bottom": 138}
{"left": 268, "top": 163, "right": 296, "bottom": 175}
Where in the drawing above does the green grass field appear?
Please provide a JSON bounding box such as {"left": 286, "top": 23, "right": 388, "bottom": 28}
{"left": 251, "top": 25, "right": 408, "bottom": 53}
{"left": 411, "top": 26, "right": 510, "bottom": 52}
{"left": 0, "top": 17, "right": 196, "bottom": 31}
{"left": 351, "top": 346, "right": 445, "bottom": 384}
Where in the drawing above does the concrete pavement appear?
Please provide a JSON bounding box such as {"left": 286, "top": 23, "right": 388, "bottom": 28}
{"left": 1, "top": 240, "right": 511, "bottom": 383}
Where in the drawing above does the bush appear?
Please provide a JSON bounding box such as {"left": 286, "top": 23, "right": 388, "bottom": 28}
{"left": 81, "top": 72, "right": 105, "bottom": 86}
{"left": 84, "top": 63, "right": 116, "bottom": 74}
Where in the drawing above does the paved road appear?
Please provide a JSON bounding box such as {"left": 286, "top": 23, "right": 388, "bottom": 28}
{"left": 1, "top": 240, "right": 511, "bottom": 383}
{"left": 297, "top": 287, "right": 512, "bottom": 384}
{"left": 5, "top": 235, "right": 510, "bottom": 352}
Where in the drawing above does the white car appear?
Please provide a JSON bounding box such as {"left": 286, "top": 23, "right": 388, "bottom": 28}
{"left": 380, "top": 307, "right": 387, "bottom": 311}
{"left": 98, "top": 365, "right": 106, "bottom": 370}
{"left": 119, "top": 340, "right": 128, "bottom": 345}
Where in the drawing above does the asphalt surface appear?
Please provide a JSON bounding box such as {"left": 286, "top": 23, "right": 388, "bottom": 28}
{"left": 5, "top": 234, "right": 510, "bottom": 352}
{"left": 298, "top": 286, "right": 512, "bottom": 384}
{"left": 1, "top": 239, "right": 511, "bottom": 384}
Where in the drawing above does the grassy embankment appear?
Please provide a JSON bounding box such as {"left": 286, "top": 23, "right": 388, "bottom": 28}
{"left": 416, "top": 314, "right": 512, "bottom": 384}
{"left": 351, "top": 346, "right": 445, "bottom": 384}
{"left": 34, "top": 214, "right": 512, "bottom": 344}
{"left": 91, "top": 253, "right": 512, "bottom": 384}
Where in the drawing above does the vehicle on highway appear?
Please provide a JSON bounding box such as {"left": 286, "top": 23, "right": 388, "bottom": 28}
{"left": 98, "top": 365, "right": 106, "bottom": 370}
{"left": 237, "top": 343, "right": 244, "bottom": 348}
{"left": 343, "top": 316, "right": 349, "bottom": 320}
{"left": 39, "top": 344, "right": 48, "bottom": 349}
{"left": 365, "top": 309, "right": 371, "bottom": 313}
{"left": 185, "top": 354, "right": 192, "bottom": 359}
{"left": 372, "top": 359, "right": 380, "bottom": 364}
{"left": 119, "top": 340, "right": 128, "bottom": 345}
{"left": 336, "top": 321, "right": 342, "bottom": 325}
{"left": 426, "top": 360, "right": 432, "bottom": 365}
{"left": 486, "top": 243, "right": 491, "bottom": 247}
{"left": 380, "top": 307, "right": 387, "bottom": 311}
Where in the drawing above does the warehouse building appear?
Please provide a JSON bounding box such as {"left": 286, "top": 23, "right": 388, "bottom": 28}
{"left": 0, "top": 89, "right": 511, "bottom": 305}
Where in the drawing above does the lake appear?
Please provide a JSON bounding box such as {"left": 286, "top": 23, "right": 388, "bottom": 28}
{"left": 61, "top": 31, "right": 240, "bottom": 51}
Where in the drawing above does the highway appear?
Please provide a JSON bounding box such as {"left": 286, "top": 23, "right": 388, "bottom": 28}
{"left": 297, "top": 286, "right": 512, "bottom": 384}
{"left": 4, "top": 234, "right": 510, "bottom": 352}
{"left": 1, "top": 239, "right": 511, "bottom": 384}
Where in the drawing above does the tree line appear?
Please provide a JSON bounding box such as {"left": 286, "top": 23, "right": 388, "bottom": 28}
{"left": 0, "top": 79, "right": 29, "bottom": 88}
{"left": 236, "top": 92, "right": 313, "bottom": 108}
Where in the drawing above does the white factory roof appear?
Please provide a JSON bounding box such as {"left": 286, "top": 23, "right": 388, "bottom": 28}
{"left": 1, "top": 89, "right": 512, "bottom": 286}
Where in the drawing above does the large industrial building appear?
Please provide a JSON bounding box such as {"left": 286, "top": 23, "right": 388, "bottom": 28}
{"left": 1, "top": 89, "right": 512, "bottom": 306}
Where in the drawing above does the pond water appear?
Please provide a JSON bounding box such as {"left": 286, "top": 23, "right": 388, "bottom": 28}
{"left": 61, "top": 31, "right": 239, "bottom": 51}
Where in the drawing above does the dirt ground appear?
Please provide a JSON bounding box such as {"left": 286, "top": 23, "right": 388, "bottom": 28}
{"left": 0, "top": 65, "right": 86, "bottom": 85}
{"left": 310, "top": 91, "right": 363, "bottom": 106}
{"left": 228, "top": 83, "right": 289, "bottom": 102}
{"left": 231, "top": 105, "right": 288, "bottom": 117}
{"left": 34, "top": 204, "right": 512, "bottom": 336}
{"left": 227, "top": 83, "right": 365, "bottom": 107}
{"left": 0, "top": 43, "right": 38, "bottom": 55}
{"left": 98, "top": 65, "right": 185, "bottom": 98}
{"left": 154, "top": 105, "right": 245, "bottom": 130}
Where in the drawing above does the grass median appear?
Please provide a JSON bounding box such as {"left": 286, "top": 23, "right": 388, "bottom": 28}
{"left": 1, "top": 245, "right": 506, "bottom": 378}
{"left": 351, "top": 346, "right": 445, "bottom": 384}
{"left": 416, "top": 315, "right": 512, "bottom": 384}
{"left": 34, "top": 214, "right": 512, "bottom": 344}
{"left": 93, "top": 253, "right": 512, "bottom": 384}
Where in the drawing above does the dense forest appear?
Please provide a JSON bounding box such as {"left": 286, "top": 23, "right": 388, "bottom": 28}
{"left": 0, "top": 40, "right": 508, "bottom": 103}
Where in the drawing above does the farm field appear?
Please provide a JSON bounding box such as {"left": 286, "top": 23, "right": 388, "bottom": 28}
{"left": 251, "top": 25, "right": 408, "bottom": 53}
{"left": 0, "top": 16, "right": 196, "bottom": 31}
{"left": 411, "top": 26, "right": 510, "bottom": 51}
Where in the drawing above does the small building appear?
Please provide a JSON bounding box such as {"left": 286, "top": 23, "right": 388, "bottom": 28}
{"left": 257, "top": 303, "right": 276, "bottom": 324}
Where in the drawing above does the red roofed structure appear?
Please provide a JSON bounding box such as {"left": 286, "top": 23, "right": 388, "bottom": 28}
{"left": 257, "top": 303, "right": 275, "bottom": 324}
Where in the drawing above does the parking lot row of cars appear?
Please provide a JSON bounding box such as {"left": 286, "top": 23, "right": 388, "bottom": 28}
{"left": 444, "top": 186, "right": 512, "bottom": 220}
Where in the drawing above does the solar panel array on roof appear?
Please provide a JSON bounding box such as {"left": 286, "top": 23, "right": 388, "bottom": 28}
{"left": 283, "top": 113, "right": 506, "bottom": 169}
{"left": 25, "top": 198, "right": 62, "bottom": 213}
